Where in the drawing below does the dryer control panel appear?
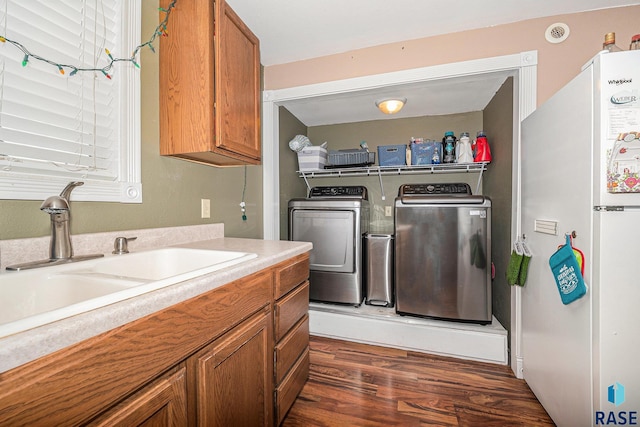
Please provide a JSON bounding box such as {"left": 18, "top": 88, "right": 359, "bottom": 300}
{"left": 309, "top": 186, "right": 368, "bottom": 199}
{"left": 399, "top": 183, "right": 471, "bottom": 197}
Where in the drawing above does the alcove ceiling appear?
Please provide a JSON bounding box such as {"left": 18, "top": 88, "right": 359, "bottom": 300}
{"left": 226, "top": 0, "right": 639, "bottom": 126}
{"left": 278, "top": 71, "right": 514, "bottom": 126}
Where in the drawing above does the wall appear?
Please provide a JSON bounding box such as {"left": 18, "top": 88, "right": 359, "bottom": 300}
{"left": 482, "top": 78, "right": 515, "bottom": 340}
{"left": 263, "top": 6, "right": 640, "bottom": 108}
{"left": 279, "top": 108, "right": 309, "bottom": 240}
{"left": 0, "top": 0, "right": 263, "bottom": 242}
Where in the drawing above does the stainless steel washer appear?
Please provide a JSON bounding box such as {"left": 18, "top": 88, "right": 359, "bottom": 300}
{"left": 394, "top": 183, "right": 491, "bottom": 324}
{"left": 288, "top": 186, "right": 369, "bottom": 305}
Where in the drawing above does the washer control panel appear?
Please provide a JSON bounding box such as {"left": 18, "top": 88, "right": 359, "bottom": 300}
{"left": 309, "top": 186, "right": 368, "bottom": 199}
{"left": 399, "top": 183, "right": 471, "bottom": 196}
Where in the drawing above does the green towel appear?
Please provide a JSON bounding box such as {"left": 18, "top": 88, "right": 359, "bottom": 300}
{"left": 518, "top": 254, "right": 532, "bottom": 286}
{"left": 507, "top": 249, "right": 523, "bottom": 286}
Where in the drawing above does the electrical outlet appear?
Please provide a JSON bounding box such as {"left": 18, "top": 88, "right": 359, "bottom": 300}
{"left": 201, "top": 199, "right": 211, "bottom": 218}
{"left": 385, "top": 206, "right": 392, "bottom": 217}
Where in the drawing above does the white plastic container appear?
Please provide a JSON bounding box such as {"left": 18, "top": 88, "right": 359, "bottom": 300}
{"left": 296, "top": 146, "right": 328, "bottom": 171}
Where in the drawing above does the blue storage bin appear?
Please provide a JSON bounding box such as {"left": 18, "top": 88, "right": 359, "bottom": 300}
{"left": 411, "top": 141, "right": 442, "bottom": 165}
{"left": 377, "top": 144, "right": 406, "bottom": 166}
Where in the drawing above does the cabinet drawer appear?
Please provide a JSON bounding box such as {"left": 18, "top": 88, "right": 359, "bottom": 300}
{"left": 275, "top": 347, "right": 309, "bottom": 425}
{"left": 274, "top": 255, "right": 310, "bottom": 300}
{"left": 274, "top": 282, "right": 309, "bottom": 341}
{"left": 275, "top": 314, "right": 309, "bottom": 384}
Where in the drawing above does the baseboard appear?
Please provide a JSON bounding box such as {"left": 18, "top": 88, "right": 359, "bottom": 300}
{"left": 309, "top": 302, "right": 508, "bottom": 365}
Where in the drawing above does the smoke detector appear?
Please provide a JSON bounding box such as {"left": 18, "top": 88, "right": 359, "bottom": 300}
{"left": 545, "top": 23, "right": 570, "bottom": 43}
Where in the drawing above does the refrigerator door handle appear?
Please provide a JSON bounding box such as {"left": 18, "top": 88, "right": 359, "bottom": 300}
{"left": 594, "top": 205, "right": 640, "bottom": 211}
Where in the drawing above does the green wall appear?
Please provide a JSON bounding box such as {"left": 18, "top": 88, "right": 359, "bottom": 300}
{"left": 483, "top": 77, "right": 514, "bottom": 338}
{"left": 278, "top": 108, "right": 309, "bottom": 240}
{"left": 0, "top": 0, "right": 263, "bottom": 241}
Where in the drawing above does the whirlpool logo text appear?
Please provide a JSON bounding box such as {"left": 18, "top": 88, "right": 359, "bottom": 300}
{"left": 608, "top": 78, "right": 632, "bottom": 86}
{"left": 596, "top": 382, "right": 638, "bottom": 425}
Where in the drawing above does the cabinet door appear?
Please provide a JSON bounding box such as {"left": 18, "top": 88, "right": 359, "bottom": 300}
{"left": 214, "top": 0, "right": 261, "bottom": 162}
{"left": 190, "top": 308, "right": 273, "bottom": 427}
{"left": 87, "top": 365, "right": 188, "bottom": 427}
{"left": 159, "top": 0, "right": 260, "bottom": 166}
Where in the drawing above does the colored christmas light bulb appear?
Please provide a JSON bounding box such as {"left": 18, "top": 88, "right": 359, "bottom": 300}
{"left": 70, "top": 68, "right": 78, "bottom": 76}
{"left": 105, "top": 48, "right": 114, "bottom": 60}
{"left": 0, "top": 36, "right": 6, "bottom": 43}
{"left": 57, "top": 65, "right": 65, "bottom": 75}
{"left": 22, "top": 54, "right": 28, "bottom": 67}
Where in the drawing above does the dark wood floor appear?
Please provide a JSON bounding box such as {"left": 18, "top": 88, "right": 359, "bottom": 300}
{"left": 283, "top": 336, "right": 555, "bottom": 426}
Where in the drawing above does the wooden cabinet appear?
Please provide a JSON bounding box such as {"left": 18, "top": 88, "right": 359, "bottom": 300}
{"left": 0, "top": 268, "right": 273, "bottom": 426}
{"left": 159, "top": 0, "right": 261, "bottom": 166}
{"left": 272, "top": 254, "right": 311, "bottom": 424}
{"left": 188, "top": 307, "right": 272, "bottom": 426}
{"left": 87, "top": 365, "right": 188, "bottom": 427}
{"left": 0, "top": 253, "right": 310, "bottom": 427}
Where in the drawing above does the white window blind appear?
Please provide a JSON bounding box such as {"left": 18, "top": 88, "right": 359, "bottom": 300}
{"left": 0, "top": 0, "right": 141, "bottom": 202}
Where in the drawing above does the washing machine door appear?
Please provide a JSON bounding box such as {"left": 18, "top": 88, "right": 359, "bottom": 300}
{"left": 290, "top": 209, "right": 355, "bottom": 273}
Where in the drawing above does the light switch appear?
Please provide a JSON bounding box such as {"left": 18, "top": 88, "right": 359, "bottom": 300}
{"left": 201, "top": 199, "right": 211, "bottom": 218}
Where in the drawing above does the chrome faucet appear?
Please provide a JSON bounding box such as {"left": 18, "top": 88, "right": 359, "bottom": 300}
{"left": 6, "top": 181, "right": 104, "bottom": 271}
{"left": 41, "top": 181, "right": 84, "bottom": 260}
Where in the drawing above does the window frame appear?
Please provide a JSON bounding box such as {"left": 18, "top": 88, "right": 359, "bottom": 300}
{"left": 0, "top": 0, "right": 142, "bottom": 203}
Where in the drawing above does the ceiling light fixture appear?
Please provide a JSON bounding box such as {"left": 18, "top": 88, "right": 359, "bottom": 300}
{"left": 376, "top": 98, "right": 406, "bottom": 115}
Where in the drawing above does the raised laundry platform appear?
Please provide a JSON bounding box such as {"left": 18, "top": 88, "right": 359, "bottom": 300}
{"left": 309, "top": 302, "right": 508, "bottom": 365}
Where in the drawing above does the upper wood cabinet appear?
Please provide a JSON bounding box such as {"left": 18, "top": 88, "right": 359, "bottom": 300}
{"left": 160, "top": 0, "right": 261, "bottom": 166}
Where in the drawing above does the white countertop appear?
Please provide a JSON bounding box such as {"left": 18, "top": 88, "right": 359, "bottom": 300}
{"left": 0, "top": 237, "right": 311, "bottom": 374}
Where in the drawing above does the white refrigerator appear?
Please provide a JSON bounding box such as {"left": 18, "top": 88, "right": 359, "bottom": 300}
{"left": 521, "top": 49, "right": 640, "bottom": 427}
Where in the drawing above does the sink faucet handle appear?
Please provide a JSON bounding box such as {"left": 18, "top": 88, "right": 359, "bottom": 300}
{"left": 112, "top": 236, "right": 137, "bottom": 255}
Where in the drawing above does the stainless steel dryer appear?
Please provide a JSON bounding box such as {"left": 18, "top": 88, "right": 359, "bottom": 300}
{"left": 394, "top": 183, "right": 492, "bottom": 324}
{"left": 288, "top": 186, "right": 369, "bottom": 305}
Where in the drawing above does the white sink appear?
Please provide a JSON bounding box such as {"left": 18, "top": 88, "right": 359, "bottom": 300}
{"left": 86, "top": 247, "right": 254, "bottom": 281}
{"left": 0, "top": 247, "right": 257, "bottom": 338}
{"left": 0, "top": 274, "right": 144, "bottom": 327}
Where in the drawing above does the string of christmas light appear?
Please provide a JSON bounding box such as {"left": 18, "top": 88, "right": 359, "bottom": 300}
{"left": 0, "top": 0, "right": 177, "bottom": 79}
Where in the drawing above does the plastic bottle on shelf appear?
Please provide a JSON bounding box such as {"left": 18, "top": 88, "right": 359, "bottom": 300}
{"left": 456, "top": 132, "right": 474, "bottom": 163}
{"left": 603, "top": 32, "right": 623, "bottom": 52}
{"left": 431, "top": 146, "right": 441, "bottom": 164}
{"left": 631, "top": 34, "right": 640, "bottom": 50}
{"left": 442, "top": 131, "right": 456, "bottom": 163}
{"left": 472, "top": 131, "right": 492, "bottom": 163}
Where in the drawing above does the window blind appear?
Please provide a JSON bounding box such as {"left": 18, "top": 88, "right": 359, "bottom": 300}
{"left": 0, "top": 0, "right": 141, "bottom": 203}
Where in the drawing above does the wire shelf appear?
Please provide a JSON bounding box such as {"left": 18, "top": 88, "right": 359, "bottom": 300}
{"left": 297, "top": 162, "right": 488, "bottom": 178}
